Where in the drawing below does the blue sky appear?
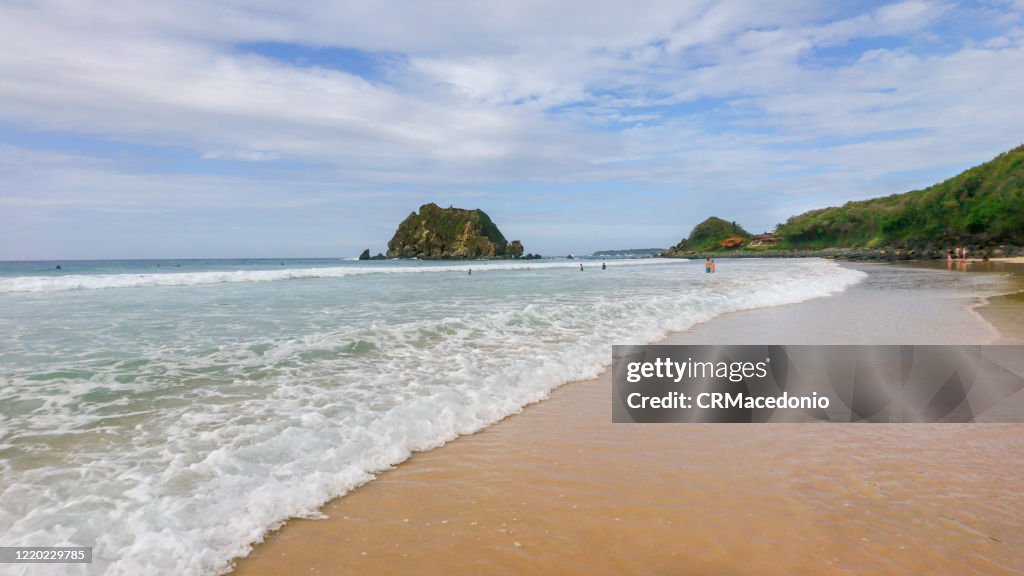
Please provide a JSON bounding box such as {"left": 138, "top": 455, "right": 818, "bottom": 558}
{"left": 1, "top": 0, "right": 1023, "bottom": 259}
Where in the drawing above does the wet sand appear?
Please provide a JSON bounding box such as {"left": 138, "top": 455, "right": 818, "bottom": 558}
{"left": 232, "top": 263, "right": 1024, "bottom": 576}
{"left": 971, "top": 260, "right": 1024, "bottom": 343}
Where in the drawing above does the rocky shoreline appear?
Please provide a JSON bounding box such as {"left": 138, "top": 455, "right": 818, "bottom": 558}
{"left": 663, "top": 244, "right": 1024, "bottom": 261}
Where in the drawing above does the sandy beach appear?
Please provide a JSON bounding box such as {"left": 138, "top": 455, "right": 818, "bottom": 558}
{"left": 231, "top": 262, "right": 1024, "bottom": 576}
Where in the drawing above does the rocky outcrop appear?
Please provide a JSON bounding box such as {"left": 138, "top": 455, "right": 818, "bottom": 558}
{"left": 359, "top": 249, "right": 388, "bottom": 260}
{"left": 386, "top": 203, "right": 525, "bottom": 260}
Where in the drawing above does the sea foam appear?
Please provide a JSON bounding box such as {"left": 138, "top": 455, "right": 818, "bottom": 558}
{"left": 0, "top": 259, "right": 655, "bottom": 293}
{"left": 0, "top": 258, "right": 866, "bottom": 575}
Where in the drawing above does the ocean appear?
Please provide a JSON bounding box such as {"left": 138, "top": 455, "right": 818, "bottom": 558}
{"left": 0, "top": 257, "right": 868, "bottom": 575}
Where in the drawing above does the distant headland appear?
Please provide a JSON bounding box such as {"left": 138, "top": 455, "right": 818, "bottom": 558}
{"left": 591, "top": 248, "right": 664, "bottom": 258}
{"left": 662, "top": 145, "right": 1024, "bottom": 260}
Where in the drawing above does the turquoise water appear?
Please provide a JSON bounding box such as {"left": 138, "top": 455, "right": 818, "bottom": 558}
{"left": 0, "top": 258, "right": 866, "bottom": 575}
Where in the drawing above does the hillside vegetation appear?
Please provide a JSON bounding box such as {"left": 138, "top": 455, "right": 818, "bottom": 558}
{"left": 662, "top": 217, "right": 750, "bottom": 255}
{"left": 386, "top": 203, "right": 524, "bottom": 259}
{"left": 776, "top": 145, "right": 1024, "bottom": 249}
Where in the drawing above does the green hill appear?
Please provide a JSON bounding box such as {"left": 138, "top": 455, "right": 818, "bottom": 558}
{"left": 776, "top": 145, "right": 1024, "bottom": 249}
{"left": 662, "top": 217, "right": 750, "bottom": 255}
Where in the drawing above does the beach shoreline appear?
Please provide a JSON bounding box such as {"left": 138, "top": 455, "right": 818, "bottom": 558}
{"left": 230, "top": 261, "right": 1024, "bottom": 576}
{"left": 903, "top": 258, "right": 1024, "bottom": 344}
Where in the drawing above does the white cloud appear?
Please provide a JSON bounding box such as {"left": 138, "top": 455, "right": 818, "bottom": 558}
{"left": 1, "top": 0, "right": 1023, "bottom": 257}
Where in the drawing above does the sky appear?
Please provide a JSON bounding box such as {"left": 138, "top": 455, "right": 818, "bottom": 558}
{"left": 1, "top": 0, "right": 1023, "bottom": 259}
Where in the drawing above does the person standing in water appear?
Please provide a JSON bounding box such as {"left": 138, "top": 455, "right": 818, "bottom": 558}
{"left": 705, "top": 259, "right": 711, "bottom": 273}
{"left": 710, "top": 259, "right": 716, "bottom": 273}
{"left": 602, "top": 262, "right": 606, "bottom": 270}
{"left": 579, "top": 263, "right": 584, "bottom": 271}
